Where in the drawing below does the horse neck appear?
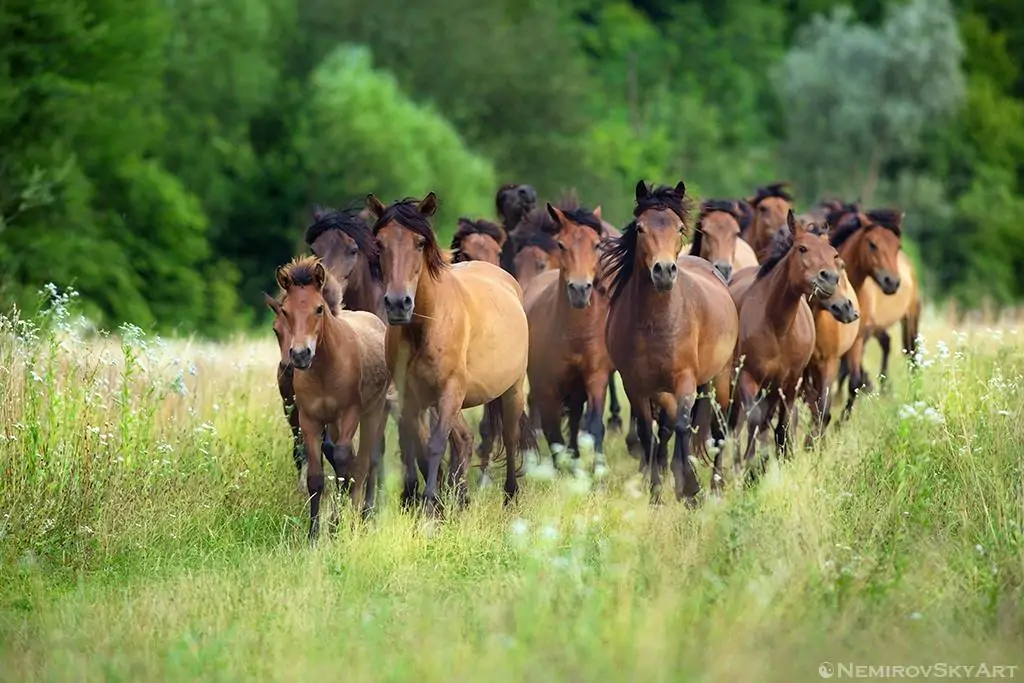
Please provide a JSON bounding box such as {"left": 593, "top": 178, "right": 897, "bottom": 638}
{"left": 761, "top": 258, "right": 806, "bottom": 333}
{"left": 344, "top": 258, "right": 384, "bottom": 317}
{"left": 314, "top": 311, "right": 352, "bottom": 370}
{"left": 838, "top": 231, "right": 869, "bottom": 290}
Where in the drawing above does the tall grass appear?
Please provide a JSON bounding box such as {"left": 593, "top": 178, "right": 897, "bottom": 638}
{"left": 1, "top": 288, "right": 1022, "bottom": 682}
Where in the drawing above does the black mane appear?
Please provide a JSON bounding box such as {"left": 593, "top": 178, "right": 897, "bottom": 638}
{"left": 558, "top": 206, "right": 604, "bottom": 234}
{"left": 304, "top": 204, "right": 381, "bottom": 278}
{"left": 370, "top": 198, "right": 448, "bottom": 279}
{"left": 277, "top": 256, "right": 344, "bottom": 313}
{"left": 691, "top": 199, "right": 742, "bottom": 257}
{"left": 751, "top": 182, "right": 794, "bottom": 206}
{"left": 450, "top": 218, "right": 505, "bottom": 261}
{"left": 634, "top": 183, "right": 693, "bottom": 223}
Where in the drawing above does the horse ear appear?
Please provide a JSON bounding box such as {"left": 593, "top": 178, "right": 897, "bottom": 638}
{"left": 311, "top": 203, "right": 327, "bottom": 222}
{"left": 275, "top": 266, "right": 290, "bottom": 292}
{"left": 418, "top": 192, "right": 438, "bottom": 217}
{"left": 546, "top": 202, "right": 566, "bottom": 226}
{"left": 263, "top": 292, "right": 281, "bottom": 314}
{"left": 635, "top": 180, "right": 650, "bottom": 203}
{"left": 674, "top": 181, "right": 687, "bottom": 197}
{"left": 592, "top": 205, "right": 603, "bottom": 220}
{"left": 314, "top": 261, "right": 327, "bottom": 290}
{"left": 366, "top": 194, "right": 386, "bottom": 221}
{"left": 786, "top": 209, "right": 803, "bottom": 236}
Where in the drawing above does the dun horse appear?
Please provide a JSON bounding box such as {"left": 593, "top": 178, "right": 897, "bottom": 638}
{"left": 827, "top": 209, "right": 904, "bottom": 419}
{"left": 727, "top": 212, "right": 846, "bottom": 478}
{"left": 601, "top": 180, "right": 738, "bottom": 504}
{"left": 368, "top": 192, "right": 537, "bottom": 511}
{"left": 690, "top": 199, "right": 760, "bottom": 281}
{"left": 270, "top": 256, "right": 390, "bottom": 541}
{"left": 524, "top": 203, "right": 614, "bottom": 474}
{"left": 449, "top": 218, "right": 506, "bottom": 266}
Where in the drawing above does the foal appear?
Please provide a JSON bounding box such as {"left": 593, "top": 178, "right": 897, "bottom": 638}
{"left": 602, "top": 180, "right": 738, "bottom": 504}
{"left": 728, "top": 212, "right": 844, "bottom": 478}
{"left": 525, "top": 204, "right": 614, "bottom": 474}
{"left": 690, "top": 199, "right": 760, "bottom": 281}
{"left": 368, "top": 192, "right": 537, "bottom": 511}
{"left": 272, "top": 257, "right": 390, "bottom": 540}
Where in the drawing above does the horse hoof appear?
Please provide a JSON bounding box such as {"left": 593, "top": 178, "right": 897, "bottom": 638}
{"left": 577, "top": 432, "right": 595, "bottom": 453}
{"left": 678, "top": 490, "right": 702, "bottom": 508}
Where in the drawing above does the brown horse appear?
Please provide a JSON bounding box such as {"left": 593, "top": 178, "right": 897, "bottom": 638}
{"left": 367, "top": 192, "right": 537, "bottom": 511}
{"left": 511, "top": 223, "right": 562, "bottom": 294}
{"left": 827, "top": 209, "right": 904, "bottom": 418}
{"left": 601, "top": 180, "right": 738, "bottom": 503}
{"left": 270, "top": 256, "right": 390, "bottom": 541}
{"left": 743, "top": 182, "right": 796, "bottom": 262}
{"left": 800, "top": 226, "right": 861, "bottom": 446}
{"left": 495, "top": 184, "right": 539, "bottom": 274}
{"left": 449, "top": 217, "right": 506, "bottom": 266}
{"left": 690, "top": 199, "right": 760, "bottom": 281}
{"left": 728, "top": 211, "right": 844, "bottom": 478}
{"left": 524, "top": 203, "right": 614, "bottom": 474}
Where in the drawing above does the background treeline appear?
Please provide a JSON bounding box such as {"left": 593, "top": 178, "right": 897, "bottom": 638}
{"left": 2, "top": 0, "right": 1022, "bottom": 337}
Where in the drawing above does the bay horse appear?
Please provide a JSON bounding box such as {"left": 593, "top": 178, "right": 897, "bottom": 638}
{"left": 270, "top": 256, "right": 390, "bottom": 541}
{"left": 449, "top": 217, "right": 506, "bottom": 266}
{"left": 743, "top": 182, "right": 795, "bottom": 262}
{"left": 601, "top": 180, "right": 738, "bottom": 504}
{"left": 690, "top": 199, "right": 760, "bottom": 281}
{"left": 727, "top": 212, "right": 845, "bottom": 478}
{"left": 367, "top": 192, "right": 537, "bottom": 512}
{"left": 826, "top": 209, "right": 905, "bottom": 418}
{"left": 495, "top": 184, "right": 539, "bottom": 274}
{"left": 524, "top": 203, "right": 614, "bottom": 474}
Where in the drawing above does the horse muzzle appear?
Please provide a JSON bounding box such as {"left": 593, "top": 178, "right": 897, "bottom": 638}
{"left": 290, "top": 346, "right": 314, "bottom": 370}
{"left": 566, "top": 280, "right": 593, "bottom": 309}
{"left": 650, "top": 260, "right": 678, "bottom": 291}
{"left": 384, "top": 292, "right": 414, "bottom": 325}
{"left": 826, "top": 297, "right": 859, "bottom": 324}
{"left": 874, "top": 271, "right": 901, "bottom": 296}
{"left": 712, "top": 261, "right": 733, "bottom": 282}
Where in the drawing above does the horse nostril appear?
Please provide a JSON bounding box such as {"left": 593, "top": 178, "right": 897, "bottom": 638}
{"left": 402, "top": 295, "right": 412, "bottom": 309}
{"left": 819, "top": 269, "right": 838, "bottom": 285}
{"left": 668, "top": 263, "right": 678, "bottom": 277}
{"left": 653, "top": 263, "right": 664, "bottom": 276}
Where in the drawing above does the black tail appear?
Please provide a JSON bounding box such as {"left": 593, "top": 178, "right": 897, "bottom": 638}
{"left": 481, "top": 400, "right": 537, "bottom": 478}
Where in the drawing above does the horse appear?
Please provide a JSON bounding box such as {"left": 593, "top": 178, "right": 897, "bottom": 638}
{"left": 826, "top": 209, "right": 904, "bottom": 419}
{"left": 743, "top": 182, "right": 796, "bottom": 262}
{"left": 269, "top": 256, "right": 390, "bottom": 541}
{"left": 523, "top": 203, "right": 615, "bottom": 474}
{"left": 450, "top": 218, "right": 506, "bottom": 266}
{"left": 800, "top": 227, "right": 861, "bottom": 446}
{"left": 726, "top": 211, "right": 845, "bottom": 479}
{"left": 367, "top": 192, "right": 537, "bottom": 512}
{"left": 690, "top": 199, "right": 760, "bottom": 281}
{"left": 495, "top": 184, "right": 539, "bottom": 274}
{"left": 601, "top": 180, "right": 738, "bottom": 504}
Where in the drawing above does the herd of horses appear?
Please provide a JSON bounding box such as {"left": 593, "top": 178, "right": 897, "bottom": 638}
{"left": 265, "top": 179, "right": 921, "bottom": 540}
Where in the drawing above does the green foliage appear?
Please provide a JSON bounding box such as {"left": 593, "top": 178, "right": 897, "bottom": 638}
{"left": 294, "top": 46, "right": 496, "bottom": 239}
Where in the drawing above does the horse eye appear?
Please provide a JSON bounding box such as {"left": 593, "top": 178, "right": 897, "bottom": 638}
{"left": 557, "top": 242, "right": 567, "bottom": 251}
{"left": 315, "top": 304, "right": 324, "bottom": 315}
{"left": 868, "top": 241, "right": 878, "bottom": 251}
{"left": 348, "top": 246, "right": 359, "bottom": 256}
{"left": 798, "top": 245, "right": 808, "bottom": 253}
{"left": 416, "top": 239, "right": 426, "bottom": 251}
{"left": 635, "top": 225, "right": 646, "bottom": 234}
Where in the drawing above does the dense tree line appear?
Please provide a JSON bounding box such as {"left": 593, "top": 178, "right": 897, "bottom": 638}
{"left": 2, "top": 0, "right": 1023, "bottom": 336}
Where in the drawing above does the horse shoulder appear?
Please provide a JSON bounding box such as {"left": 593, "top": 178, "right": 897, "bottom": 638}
{"left": 524, "top": 268, "right": 560, "bottom": 316}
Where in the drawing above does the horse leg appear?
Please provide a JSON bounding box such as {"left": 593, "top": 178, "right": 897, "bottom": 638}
{"left": 625, "top": 412, "right": 642, "bottom": 460}
{"left": 322, "top": 408, "right": 359, "bottom": 533}
{"left": 476, "top": 410, "right": 495, "bottom": 486}
{"left": 279, "top": 364, "right": 308, "bottom": 492}
{"left": 447, "top": 413, "right": 472, "bottom": 508}
{"left": 398, "top": 408, "right": 426, "bottom": 510}
{"left": 565, "top": 389, "right": 586, "bottom": 475}
{"left": 606, "top": 371, "right": 623, "bottom": 433}
{"left": 584, "top": 371, "right": 610, "bottom": 474}
{"left": 628, "top": 395, "right": 659, "bottom": 504}
{"left": 499, "top": 379, "right": 533, "bottom": 504}
{"left": 841, "top": 336, "right": 867, "bottom": 422}
{"left": 350, "top": 405, "right": 385, "bottom": 521}
{"left": 670, "top": 377, "right": 701, "bottom": 505}
{"left": 424, "top": 383, "right": 466, "bottom": 516}
{"left": 774, "top": 396, "right": 795, "bottom": 463}
{"left": 536, "top": 390, "right": 566, "bottom": 471}
{"left": 364, "top": 431, "right": 385, "bottom": 519}
{"left": 802, "top": 365, "right": 824, "bottom": 450}
{"left": 876, "top": 329, "right": 892, "bottom": 393}
{"left": 902, "top": 301, "right": 922, "bottom": 372}
{"left": 736, "top": 370, "right": 767, "bottom": 479}
{"left": 298, "top": 410, "right": 327, "bottom": 543}
{"left": 653, "top": 405, "right": 672, "bottom": 482}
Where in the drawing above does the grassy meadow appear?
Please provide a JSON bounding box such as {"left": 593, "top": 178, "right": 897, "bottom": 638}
{"left": 1, "top": 292, "right": 1023, "bottom": 682}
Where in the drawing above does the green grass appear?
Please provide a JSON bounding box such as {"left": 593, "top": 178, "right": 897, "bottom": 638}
{"left": 1, "top": 296, "right": 1023, "bottom": 682}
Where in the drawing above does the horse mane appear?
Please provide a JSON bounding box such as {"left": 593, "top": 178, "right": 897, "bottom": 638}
{"left": 558, "top": 206, "right": 604, "bottom": 234}
{"left": 691, "top": 199, "right": 742, "bottom": 257}
{"left": 750, "top": 182, "right": 794, "bottom": 206}
{"left": 757, "top": 221, "right": 830, "bottom": 279}
{"left": 517, "top": 206, "right": 558, "bottom": 237}
{"left": 304, "top": 204, "right": 381, "bottom": 279}
{"left": 512, "top": 228, "right": 558, "bottom": 254}
{"left": 634, "top": 184, "right": 694, "bottom": 224}
{"left": 278, "top": 255, "right": 344, "bottom": 313}
{"left": 449, "top": 217, "right": 505, "bottom": 261}
{"left": 824, "top": 200, "right": 861, "bottom": 227}
{"left": 865, "top": 208, "right": 904, "bottom": 236}
{"left": 371, "top": 198, "right": 449, "bottom": 279}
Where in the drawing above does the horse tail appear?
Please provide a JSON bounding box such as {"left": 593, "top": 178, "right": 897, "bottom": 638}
{"left": 481, "top": 400, "right": 536, "bottom": 478}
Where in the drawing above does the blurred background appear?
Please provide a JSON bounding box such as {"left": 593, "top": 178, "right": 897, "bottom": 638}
{"left": 2, "top": 0, "right": 1022, "bottom": 337}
